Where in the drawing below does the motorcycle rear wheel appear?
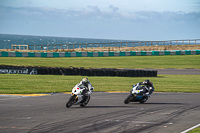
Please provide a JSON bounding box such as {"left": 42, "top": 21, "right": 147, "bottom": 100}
{"left": 66, "top": 96, "right": 75, "bottom": 108}
{"left": 80, "top": 95, "right": 90, "bottom": 107}
{"left": 139, "top": 100, "right": 145, "bottom": 104}
{"left": 139, "top": 97, "right": 148, "bottom": 104}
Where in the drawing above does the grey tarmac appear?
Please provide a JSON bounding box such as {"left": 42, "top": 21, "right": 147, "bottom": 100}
{"left": 156, "top": 69, "right": 200, "bottom": 75}
{"left": 0, "top": 92, "right": 200, "bottom": 133}
{"left": 143, "top": 68, "right": 200, "bottom": 75}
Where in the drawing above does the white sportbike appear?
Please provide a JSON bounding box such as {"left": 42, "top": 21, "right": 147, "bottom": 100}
{"left": 66, "top": 84, "right": 93, "bottom": 108}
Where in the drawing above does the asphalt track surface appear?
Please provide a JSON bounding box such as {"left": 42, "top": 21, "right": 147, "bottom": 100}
{"left": 151, "top": 68, "right": 200, "bottom": 75}
{"left": 0, "top": 92, "right": 200, "bottom": 133}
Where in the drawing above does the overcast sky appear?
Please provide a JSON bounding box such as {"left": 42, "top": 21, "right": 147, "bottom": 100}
{"left": 0, "top": 0, "right": 200, "bottom": 40}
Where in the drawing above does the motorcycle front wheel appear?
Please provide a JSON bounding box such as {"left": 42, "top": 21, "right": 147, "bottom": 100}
{"left": 124, "top": 95, "right": 131, "bottom": 104}
{"left": 139, "top": 96, "right": 148, "bottom": 104}
{"left": 66, "top": 96, "right": 75, "bottom": 108}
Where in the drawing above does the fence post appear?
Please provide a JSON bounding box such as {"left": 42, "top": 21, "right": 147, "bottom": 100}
{"left": 121, "top": 42, "right": 122, "bottom": 47}
{"left": 133, "top": 42, "right": 134, "bottom": 47}
{"left": 145, "top": 41, "right": 146, "bottom": 46}
{"left": 151, "top": 41, "right": 152, "bottom": 46}
{"left": 195, "top": 40, "right": 196, "bottom": 45}
{"left": 41, "top": 44, "right": 43, "bottom": 50}
{"left": 92, "top": 43, "right": 93, "bottom": 49}
{"left": 139, "top": 42, "right": 140, "bottom": 47}
{"left": 73, "top": 44, "right": 74, "bottom": 50}
{"left": 176, "top": 40, "right": 177, "bottom": 46}
{"left": 47, "top": 44, "right": 49, "bottom": 51}
{"left": 115, "top": 43, "right": 116, "bottom": 47}
{"left": 86, "top": 43, "right": 87, "bottom": 49}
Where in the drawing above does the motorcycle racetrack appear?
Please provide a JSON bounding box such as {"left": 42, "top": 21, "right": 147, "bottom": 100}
{"left": 0, "top": 69, "right": 200, "bottom": 133}
{"left": 0, "top": 92, "right": 200, "bottom": 133}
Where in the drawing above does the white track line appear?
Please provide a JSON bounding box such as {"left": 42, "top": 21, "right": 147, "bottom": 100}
{"left": 180, "top": 123, "right": 200, "bottom": 133}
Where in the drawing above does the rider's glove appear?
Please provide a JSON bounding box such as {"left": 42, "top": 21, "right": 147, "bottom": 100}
{"left": 90, "top": 87, "right": 94, "bottom": 92}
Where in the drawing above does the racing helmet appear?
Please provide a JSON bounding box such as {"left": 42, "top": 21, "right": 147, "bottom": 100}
{"left": 82, "top": 78, "right": 89, "bottom": 86}
{"left": 144, "top": 79, "right": 150, "bottom": 84}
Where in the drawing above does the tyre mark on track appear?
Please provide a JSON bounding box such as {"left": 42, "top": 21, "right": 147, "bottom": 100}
{"left": 27, "top": 105, "right": 200, "bottom": 133}
{"left": 27, "top": 107, "right": 165, "bottom": 133}
{"left": 130, "top": 105, "right": 200, "bottom": 133}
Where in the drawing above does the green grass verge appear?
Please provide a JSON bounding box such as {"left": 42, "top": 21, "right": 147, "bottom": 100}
{"left": 0, "top": 74, "right": 200, "bottom": 94}
{"left": 0, "top": 55, "right": 200, "bottom": 69}
{"left": 188, "top": 127, "right": 200, "bottom": 133}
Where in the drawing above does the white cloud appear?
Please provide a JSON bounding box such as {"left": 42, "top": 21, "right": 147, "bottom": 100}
{"left": 109, "top": 5, "right": 119, "bottom": 12}
{"left": 0, "top": 0, "right": 200, "bottom": 40}
{"left": 1, "top": 0, "right": 200, "bottom": 12}
{"left": 3, "top": 6, "right": 200, "bottom": 21}
{"left": 1, "top": 6, "right": 199, "bottom": 23}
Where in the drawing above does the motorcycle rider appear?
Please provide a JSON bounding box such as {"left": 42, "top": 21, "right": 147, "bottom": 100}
{"left": 138, "top": 79, "right": 155, "bottom": 98}
{"left": 77, "top": 78, "right": 94, "bottom": 103}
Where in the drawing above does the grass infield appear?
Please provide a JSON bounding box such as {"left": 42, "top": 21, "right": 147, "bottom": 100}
{"left": 0, "top": 74, "right": 200, "bottom": 94}
{"left": 0, "top": 55, "right": 200, "bottom": 94}
{"left": 0, "top": 55, "right": 200, "bottom": 69}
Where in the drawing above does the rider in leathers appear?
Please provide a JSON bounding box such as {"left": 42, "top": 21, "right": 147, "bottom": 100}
{"left": 77, "top": 78, "right": 94, "bottom": 103}
{"left": 138, "top": 79, "right": 155, "bottom": 98}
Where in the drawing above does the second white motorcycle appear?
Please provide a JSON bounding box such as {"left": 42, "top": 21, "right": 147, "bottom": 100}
{"left": 124, "top": 83, "right": 149, "bottom": 104}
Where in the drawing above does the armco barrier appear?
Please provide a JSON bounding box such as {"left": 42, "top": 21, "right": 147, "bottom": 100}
{"left": 0, "top": 65, "right": 157, "bottom": 77}
{"left": 0, "top": 50, "right": 199, "bottom": 57}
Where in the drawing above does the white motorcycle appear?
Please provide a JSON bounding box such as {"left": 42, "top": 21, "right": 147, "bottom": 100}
{"left": 124, "top": 83, "right": 149, "bottom": 104}
{"left": 66, "top": 84, "right": 93, "bottom": 108}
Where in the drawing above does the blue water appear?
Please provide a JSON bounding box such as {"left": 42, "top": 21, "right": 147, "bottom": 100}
{"left": 0, "top": 34, "right": 132, "bottom": 50}
{"left": 0, "top": 34, "right": 199, "bottom": 50}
